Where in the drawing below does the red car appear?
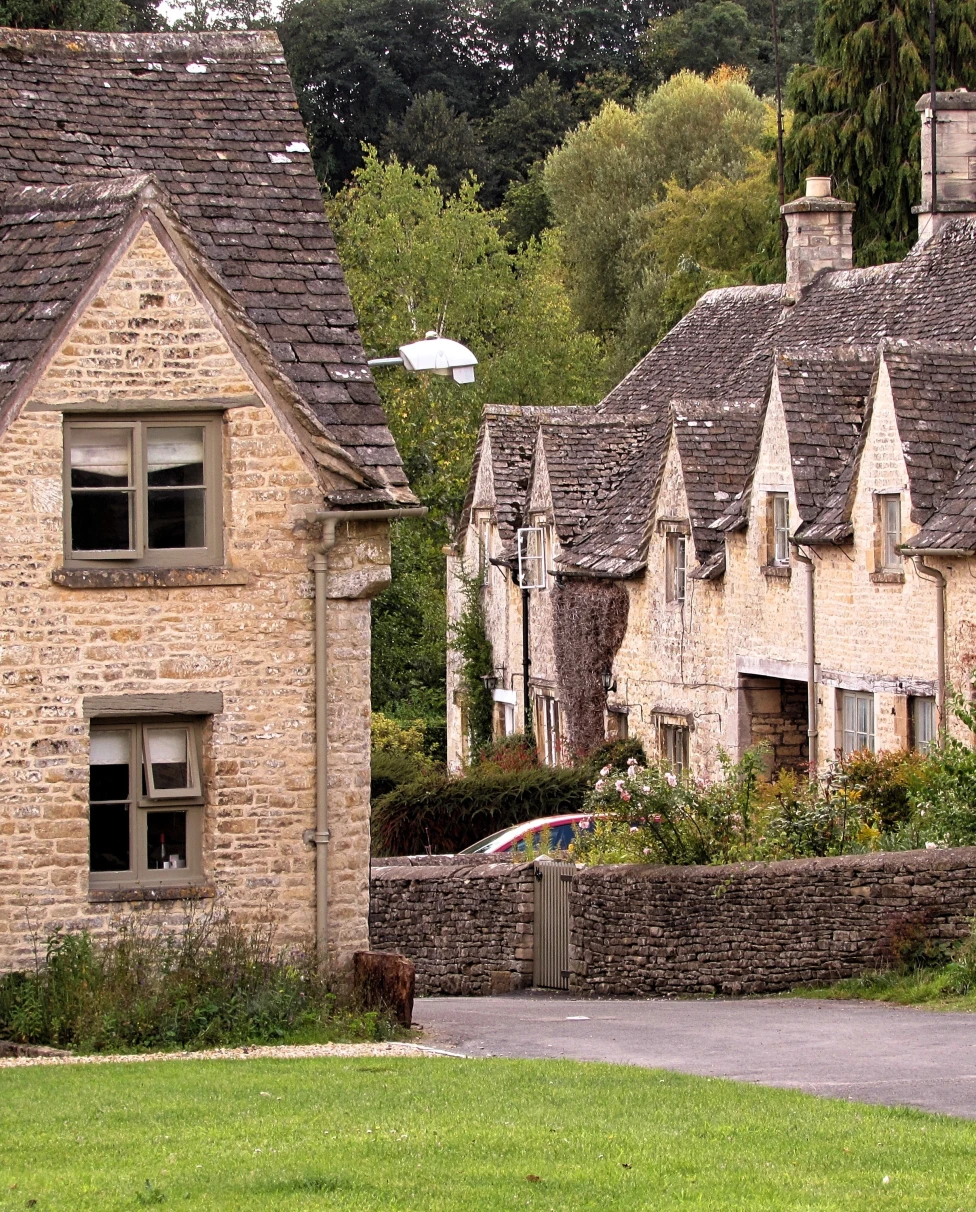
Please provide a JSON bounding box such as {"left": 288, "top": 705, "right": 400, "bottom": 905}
{"left": 458, "top": 814, "right": 596, "bottom": 856}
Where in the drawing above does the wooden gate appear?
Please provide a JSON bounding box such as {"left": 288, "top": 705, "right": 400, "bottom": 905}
{"left": 534, "top": 860, "right": 574, "bottom": 989}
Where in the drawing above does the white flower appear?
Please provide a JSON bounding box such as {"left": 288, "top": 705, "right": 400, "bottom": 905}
{"left": 665, "top": 772, "right": 678, "bottom": 787}
{"left": 595, "top": 780, "right": 605, "bottom": 792}
{"left": 629, "top": 826, "right": 638, "bottom": 833}
{"left": 600, "top": 766, "right": 611, "bottom": 776}
{"left": 882, "top": 1176, "right": 890, "bottom": 1185}
{"left": 642, "top": 785, "right": 650, "bottom": 793}
{"left": 615, "top": 779, "right": 625, "bottom": 792}
{"left": 627, "top": 757, "right": 638, "bottom": 766}
{"left": 925, "top": 841, "right": 937, "bottom": 850}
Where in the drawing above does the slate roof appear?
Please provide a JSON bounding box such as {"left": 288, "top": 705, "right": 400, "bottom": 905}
{"left": 0, "top": 27, "right": 412, "bottom": 503}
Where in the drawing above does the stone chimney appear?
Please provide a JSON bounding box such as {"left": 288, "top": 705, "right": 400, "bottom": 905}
{"left": 781, "top": 176, "right": 855, "bottom": 294}
{"left": 915, "top": 89, "right": 976, "bottom": 242}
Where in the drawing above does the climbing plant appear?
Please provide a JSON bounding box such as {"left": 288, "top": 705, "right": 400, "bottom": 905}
{"left": 449, "top": 570, "right": 495, "bottom": 757}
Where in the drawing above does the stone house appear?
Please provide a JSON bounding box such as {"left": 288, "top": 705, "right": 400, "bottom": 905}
{"left": 0, "top": 29, "right": 418, "bottom": 973}
{"left": 448, "top": 90, "right": 976, "bottom": 778}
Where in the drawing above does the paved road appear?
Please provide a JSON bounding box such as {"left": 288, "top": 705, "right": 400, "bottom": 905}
{"left": 415, "top": 993, "right": 976, "bottom": 1118}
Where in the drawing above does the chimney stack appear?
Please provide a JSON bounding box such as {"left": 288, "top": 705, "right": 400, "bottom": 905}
{"left": 781, "top": 177, "right": 855, "bottom": 293}
{"left": 915, "top": 90, "right": 976, "bottom": 242}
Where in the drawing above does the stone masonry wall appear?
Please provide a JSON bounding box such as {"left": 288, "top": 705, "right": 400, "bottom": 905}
{"left": 369, "top": 862, "right": 534, "bottom": 995}
{"left": 570, "top": 848, "right": 976, "bottom": 996}
{"left": 0, "top": 223, "right": 383, "bottom": 972}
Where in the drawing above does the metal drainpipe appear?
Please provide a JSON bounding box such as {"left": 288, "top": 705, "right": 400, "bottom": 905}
{"left": 911, "top": 555, "right": 946, "bottom": 728}
{"left": 792, "top": 542, "right": 818, "bottom": 775}
{"left": 306, "top": 504, "right": 427, "bottom": 967}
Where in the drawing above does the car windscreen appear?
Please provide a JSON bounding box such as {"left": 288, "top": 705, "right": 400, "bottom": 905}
{"left": 457, "top": 826, "right": 518, "bottom": 855}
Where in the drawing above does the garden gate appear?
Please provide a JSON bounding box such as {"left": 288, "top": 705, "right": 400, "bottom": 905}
{"left": 534, "top": 859, "right": 574, "bottom": 989}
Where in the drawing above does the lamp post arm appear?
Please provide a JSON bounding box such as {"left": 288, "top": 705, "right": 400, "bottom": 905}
{"left": 366, "top": 356, "right": 405, "bottom": 368}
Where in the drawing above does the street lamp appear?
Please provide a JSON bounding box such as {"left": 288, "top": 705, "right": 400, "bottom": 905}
{"left": 601, "top": 669, "right": 617, "bottom": 695}
{"left": 367, "top": 330, "right": 478, "bottom": 384}
{"left": 480, "top": 673, "right": 498, "bottom": 693}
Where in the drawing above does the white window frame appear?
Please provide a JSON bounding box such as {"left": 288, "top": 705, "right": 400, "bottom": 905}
{"left": 666, "top": 533, "right": 687, "bottom": 603}
{"left": 537, "top": 695, "right": 561, "bottom": 765}
{"left": 911, "top": 696, "right": 936, "bottom": 752}
{"left": 769, "top": 492, "right": 790, "bottom": 566}
{"left": 840, "top": 691, "right": 875, "bottom": 756}
{"left": 516, "top": 526, "right": 547, "bottom": 589}
{"left": 661, "top": 723, "right": 689, "bottom": 775}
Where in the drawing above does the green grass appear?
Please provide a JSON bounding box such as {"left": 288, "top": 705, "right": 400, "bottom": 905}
{"left": 795, "top": 968, "right": 976, "bottom": 1012}
{"left": 1, "top": 1058, "right": 974, "bottom": 1210}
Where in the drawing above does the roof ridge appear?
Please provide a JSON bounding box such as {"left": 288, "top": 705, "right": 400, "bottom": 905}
{"left": 1, "top": 173, "right": 155, "bottom": 213}
{"left": 0, "top": 28, "right": 282, "bottom": 60}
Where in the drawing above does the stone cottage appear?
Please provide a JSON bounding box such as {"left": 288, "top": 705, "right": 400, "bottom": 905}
{"left": 0, "top": 29, "right": 418, "bottom": 973}
{"left": 448, "top": 90, "right": 976, "bottom": 778}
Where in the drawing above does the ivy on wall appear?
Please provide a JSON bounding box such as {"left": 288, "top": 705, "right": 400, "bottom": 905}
{"left": 449, "top": 571, "right": 495, "bottom": 756}
{"left": 552, "top": 576, "right": 630, "bottom": 756}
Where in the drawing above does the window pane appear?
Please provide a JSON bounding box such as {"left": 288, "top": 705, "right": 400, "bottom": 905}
{"left": 89, "top": 730, "right": 130, "bottom": 802}
{"left": 914, "top": 697, "right": 936, "bottom": 751}
{"left": 90, "top": 803, "right": 130, "bottom": 871}
{"left": 70, "top": 428, "right": 134, "bottom": 552}
{"left": 144, "top": 727, "right": 191, "bottom": 791}
{"left": 147, "top": 427, "right": 204, "bottom": 487}
{"left": 147, "top": 427, "right": 206, "bottom": 550}
{"left": 147, "top": 810, "right": 187, "bottom": 869}
{"left": 70, "top": 429, "right": 131, "bottom": 487}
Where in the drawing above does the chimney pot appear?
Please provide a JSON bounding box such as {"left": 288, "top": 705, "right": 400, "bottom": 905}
{"left": 806, "top": 176, "right": 832, "bottom": 198}
{"left": 914, "top": 89, "right": 976, "bottom": 242}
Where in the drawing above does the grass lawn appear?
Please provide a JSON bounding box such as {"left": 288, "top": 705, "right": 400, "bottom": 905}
{"left": 1, "top": 1058, "right": 974, "bottom": 1211}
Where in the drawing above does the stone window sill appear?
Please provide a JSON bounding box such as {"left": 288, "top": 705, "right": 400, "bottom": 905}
{"left": 869, "top": 571, "right": 905, "bottom": 585}
{"left": 53, "top": 567, "right": 249, "bottom": 590}
{"left": 762, "top": 563, "right": 792, "bottom": 580}
{"left": 88, "top": 883, "right": 215, "bottom": 904}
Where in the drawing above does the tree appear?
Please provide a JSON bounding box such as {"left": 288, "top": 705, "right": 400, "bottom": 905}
{"left": 640, "top": 2, "right": 756, "bottom": 88}
{"left": 482, "top": 74, "right": 578, "bottom": 201}
{"left": 381, "top": 91, "right": 488, "bottom": 195}
{"left": 330, "top": 149, "right": 607, "bottom": 724}
{"left": 544, "top": 67, "right": 774, "bottom": 353}
{"left": 785, "top": 0, "right": 976, "bottom": 263}
{"left": 0, "top": 0, "right": 158, "bottom": 29}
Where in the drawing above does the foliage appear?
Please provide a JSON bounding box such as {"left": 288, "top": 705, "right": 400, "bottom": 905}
{"left": 448, "top": 570, "right": 495, "bottom": 756}
{"left": 0, "top": 0, "right": 157, "bottom": 29}
{"left": 551, "top": 577, "right": 630, "bottom": 757}
{"left": 372, "top": 765, "right": 589, "bottom": 854}
{"left": 169, "top": 0, "right": 272, "bottom": 29}
{"left": 638, "top": 0, "right": 818, "bottom": 95}
{"left": 371, "top": 748, "right": 431, "bottom": 800}
{"left": 481, "top": 74, "right": 579, "bottom": 204}
{"left": 370, "top": 711, "right": 430, "bottom": 759}
{"left": 544, "top": 69, "right": 780, "bottom": 369}
{"left": 474, "top": 733, "right": 540, "bottom": 772}
{"left": 784, "top": 0, "right": 976, "bottom": 264}
{"left": 380, "top": 91, "right": 488, "bottom": 195}
{"left": 0, "top": 911, "right": 397, "bottom": 1053}
{"left": 575, "top": 736, "right": 976, "bottom": 867}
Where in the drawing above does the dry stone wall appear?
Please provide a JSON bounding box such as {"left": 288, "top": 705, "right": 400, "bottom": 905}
{"left": 369, "top": 861, "right": 534, "bottom": 996}
{"left": 571, "top": 848, "right": 976, "bottom": 996}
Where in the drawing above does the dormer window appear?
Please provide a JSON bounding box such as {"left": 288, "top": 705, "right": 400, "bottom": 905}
{"left": 666, "top": 533, "right": 687, "bottom": 602}
{"left": 65, "top": 416, "right": 222, "bottom": 567}
{"left": 767, "top": 493, "right": 790, "bottom": 566}
{"left": 877, "top": 494, "right": 902, "bottom": 570}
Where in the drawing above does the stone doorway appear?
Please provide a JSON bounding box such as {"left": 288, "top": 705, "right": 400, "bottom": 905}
{"left": 739, "top": 675, "right": 809, "bottom": 775}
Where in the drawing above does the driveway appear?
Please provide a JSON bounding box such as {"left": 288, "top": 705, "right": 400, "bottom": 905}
{"left": 414, "top": 993, "right": 976, "bottom": 1118}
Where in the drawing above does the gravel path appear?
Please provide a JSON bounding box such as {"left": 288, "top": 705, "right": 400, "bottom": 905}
{"left": 0, "top": 1040, "right": 462, "bottom": 1070}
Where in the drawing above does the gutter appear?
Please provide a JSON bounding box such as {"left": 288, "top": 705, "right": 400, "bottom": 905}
{"left": 305, "top": 505, "right": 427, "bottom": 968}
{"left": 791, "top": 541, "right": 818, "bottom": 775}
{"left": 909, "top": 554, "right": 947, "bottom": 727}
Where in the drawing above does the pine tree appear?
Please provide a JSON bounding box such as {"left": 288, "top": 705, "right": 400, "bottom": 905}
{"left": 785, "top": 0, "right": 976, "bottom": 263}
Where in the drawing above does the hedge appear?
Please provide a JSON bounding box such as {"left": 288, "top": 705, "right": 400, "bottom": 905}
{"left": 372, "top": 766, "right": 591, "bottom": 856}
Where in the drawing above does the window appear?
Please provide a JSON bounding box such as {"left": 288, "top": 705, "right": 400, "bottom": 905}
{"left": 537, "top": 696, "right": 561, "bottom": 765}
{"left": 516, "top": 527, "right": 546, "bottom": 589}
{"left": 65, "top": 417, "right": 222, "bottom": 567}
{"left": 606, "top": 710, "right": 628, "bottom": 742}
{"left": 840, "top": 691, "right": 875, "bottom": 756}
{"left": 666, "top": 533, "right": 687, "bottom": 603}
{"left": 768, "top": 493, "right": 790, "bottom": 565}
{"left": 911, "top": 696, "right": 937, "bottom": 752}
{"left": 477, "top": 516, "right": 492, "bottom": 585}
{"left": 877, "top": 494, "right": 902, "bottom": 570}
{"left": 661, "top": 724, "right": 689, "bottom": 776}
{"left": 89, "top": 720, "right": 204, "bottom": 888}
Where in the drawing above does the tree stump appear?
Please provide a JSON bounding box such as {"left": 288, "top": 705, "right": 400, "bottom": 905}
{"left": 352, "top": 951, "right": 415, "bottom": 1027}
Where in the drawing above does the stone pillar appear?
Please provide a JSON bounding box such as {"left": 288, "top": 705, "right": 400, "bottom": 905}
{"left": 781, "top": 177, "right": 855, "bottom": 294}
{"left": 914, "top": 90, "right": 976, "bottom": 243}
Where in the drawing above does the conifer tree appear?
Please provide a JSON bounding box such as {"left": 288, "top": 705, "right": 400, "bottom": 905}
{"left": 785, "top": 0, "right": 976, "bottom": 263}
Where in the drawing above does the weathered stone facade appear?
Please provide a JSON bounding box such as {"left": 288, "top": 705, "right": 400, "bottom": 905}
{"left": 369, "top": 861, "right": 535, "bottom": 996}
{"left": 0, "top": 31, "right": 414, "bottom": 973}
{"left": 447, "top": 93, "right": 976, "bottom": 783}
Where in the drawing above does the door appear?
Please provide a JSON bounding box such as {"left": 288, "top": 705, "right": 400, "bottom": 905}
{"left": 534, "top": 859, "right": 574, "bottom": 989}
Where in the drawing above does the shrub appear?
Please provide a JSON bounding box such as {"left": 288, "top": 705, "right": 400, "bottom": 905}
{"left": 372, "top": 765, "right": 590, "bottom": 855}
{"left": 0, "top": 910, "right": 396, "bottom": 1053}
{"left": 474, "top": 733, "right": 539, "bottom": 772}
{"left": 371, "top": 749, "right": 430, "bottom": 800}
